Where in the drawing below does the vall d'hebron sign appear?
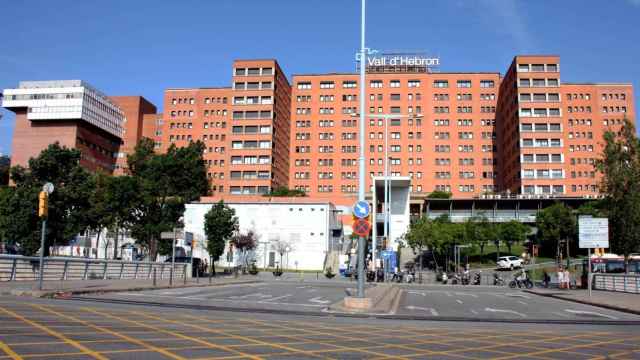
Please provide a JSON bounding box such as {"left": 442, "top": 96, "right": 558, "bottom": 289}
{"left": 357, "top": 51, "right": 441, "bottom": 73}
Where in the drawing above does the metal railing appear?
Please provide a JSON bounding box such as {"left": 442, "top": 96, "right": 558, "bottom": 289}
{"left": 593, "top": 273, "right": 640, "bottom": 294}
{"left": 0, "top": 255, "right": 187, "bottom": 282}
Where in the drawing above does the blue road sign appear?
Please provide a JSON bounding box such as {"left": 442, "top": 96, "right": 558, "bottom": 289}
{"left": 353, "top": 201, "right": 370, "bottom": 219}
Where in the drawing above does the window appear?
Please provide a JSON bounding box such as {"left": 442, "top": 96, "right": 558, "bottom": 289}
{"left": 343, "top": 81, "right": 357, "bottom": 88}
{"left": 547, "top": 64, "right": 558, "bottom": 72}
{"left": 370, "top": 80, "right": 383, "bottom": 88}
{"left": 457, "top": 80, "right": 472, "bottom": 88}
{"left": 390, "top": 80, "right": 400, "bottom": 88}
{"left": 518, "top": 64, "right": 529, "bottom": 72}
{"left": 480, "top": 80, "right": 495, "bottom": 88}
{"left": 531, "top": 64, "right": 545, "bottom": 72}
{"left": 433, "top": 80, "right": 449, "bottom": 88}
{"left": 297, "top": 82, "right": 311, "bottom": 90}
{"left": 320, "top": 81, "right": 335, "bottom": 89}
{"left": 519, "top": 79, "right": 530, "bottom": 87}
{"left": 408, "top": 80, "right": 421, "bottom": 87}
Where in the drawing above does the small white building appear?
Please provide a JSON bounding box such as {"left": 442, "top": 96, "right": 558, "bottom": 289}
{"left": 184, "top": 198, "right": 343, "bottom": 271}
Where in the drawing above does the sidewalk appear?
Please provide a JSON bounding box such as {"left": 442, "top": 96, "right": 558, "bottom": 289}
{"left": 0, "top": 275, "right": 261, "bottom": 298}
{"left": 526, "top": 287, "right": 640, "bottom": 315}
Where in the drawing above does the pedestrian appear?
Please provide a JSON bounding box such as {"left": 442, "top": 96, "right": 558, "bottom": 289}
{"left": 557, "top": 267, "right": 565, "bottom": 289}
{"left": 563, "top": 268, "right": 571, "bottom": 290}
{"left": 543, "top": 270, "right": 550, "bottom": 288}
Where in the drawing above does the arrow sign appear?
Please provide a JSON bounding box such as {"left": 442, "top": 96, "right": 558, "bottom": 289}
{"left": 353, "top": 201, "right": 370, "bottom": 219}
{"left": 406, "top": 306, "right": 439, "bottom": 316}
{"left": 309, "top": 297, "right": 330, "bottom": 304}
{"left": 484, "top": 307, "right": 527, "bottom": 318}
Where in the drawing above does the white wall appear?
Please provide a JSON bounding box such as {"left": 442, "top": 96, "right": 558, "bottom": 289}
{"left": 184, "top": 202, "right": 335, "bottom": 271}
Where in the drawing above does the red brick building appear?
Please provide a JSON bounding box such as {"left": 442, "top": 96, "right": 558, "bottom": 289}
{"left": 160, "top": 55, "right": 635, "bottom": 206}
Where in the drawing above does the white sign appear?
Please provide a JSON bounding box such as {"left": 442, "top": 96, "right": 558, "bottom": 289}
{"left": 579, "top": 217, "right": 609, "bottom": 248}
{"left": 367, "top": 55, "right": 440, "bottom": 67}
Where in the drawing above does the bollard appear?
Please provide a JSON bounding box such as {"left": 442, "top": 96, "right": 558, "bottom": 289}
{"left": 153, "top": 268, "right": 157, "bottom": 287}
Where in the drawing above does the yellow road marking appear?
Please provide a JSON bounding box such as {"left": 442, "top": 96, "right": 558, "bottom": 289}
{"left": 31, "top": 304, "right": 186, "bottom": 360}
{"left": 81, "top": 307, "right": 262, "bottom": 360}
{"left": 136, "top": 311, "right": 329, "bottom": 360}
{"left": 0, "top": 306, "right": 107, "bottom": 360}
{"left": 0, "top": 341, "right": 22, "bottom": 360}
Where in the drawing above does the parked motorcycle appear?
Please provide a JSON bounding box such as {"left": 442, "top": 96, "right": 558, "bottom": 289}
{"left": 493, "top": 273, "right": 505, "bottom": 286}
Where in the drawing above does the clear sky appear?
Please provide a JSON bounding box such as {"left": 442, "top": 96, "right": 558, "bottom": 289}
{"left": 1, "top": 0, "right": 639, "bottom": 155}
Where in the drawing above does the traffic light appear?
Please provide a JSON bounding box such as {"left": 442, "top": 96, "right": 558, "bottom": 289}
{"left": 38, "top": 191, "right": 48, "bottom": 218}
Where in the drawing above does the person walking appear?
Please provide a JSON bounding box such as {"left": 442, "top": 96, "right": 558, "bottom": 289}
{"left": 563, "top": 268, "right": 571, "bottom": 290}
{"left": 557, "top": 267, "right": 565, "bottom": 289}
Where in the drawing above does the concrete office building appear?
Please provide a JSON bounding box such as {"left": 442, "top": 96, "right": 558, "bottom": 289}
{"left": 1, "top": 80, "right": 160, "bottom": 174}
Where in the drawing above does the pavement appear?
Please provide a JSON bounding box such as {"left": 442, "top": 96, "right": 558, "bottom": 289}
{"left": 526, "top": 287, "right": 640, "bottom": 315}
{"left": 1, "top": 295, "right": 640, "bottom": 359}
{"left": 0, "top": 276, "right": 261, "bottom": 298}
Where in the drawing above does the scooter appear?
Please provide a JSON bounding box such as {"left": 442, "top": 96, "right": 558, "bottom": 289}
{"left": 472, "top": 272, "right": 481, "bottom": 285}
{"left": 493, "top": 273, "right": 505, "bottom": 286}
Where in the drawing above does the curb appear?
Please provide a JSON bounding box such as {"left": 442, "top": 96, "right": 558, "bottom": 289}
{"left": 524, "top": 290, "right": 640, "bottom": 316}
{"left": 4, "top": 279, "right": 262, "bottom": 299}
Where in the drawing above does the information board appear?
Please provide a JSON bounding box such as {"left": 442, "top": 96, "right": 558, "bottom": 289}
{"left": 578, "top": 217, "right": 609, "bottom": 248}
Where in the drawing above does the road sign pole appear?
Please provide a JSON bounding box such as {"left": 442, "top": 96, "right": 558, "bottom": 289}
{"left": 588, "top": 247, "right": 592, "bottom": 297}
{"left": 38, "top": 219, "right": 47, "bottom": 291}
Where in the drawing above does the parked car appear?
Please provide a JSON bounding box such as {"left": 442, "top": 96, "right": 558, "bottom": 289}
{"left": 496, "top": 256, "right": 524, "bottom": 270}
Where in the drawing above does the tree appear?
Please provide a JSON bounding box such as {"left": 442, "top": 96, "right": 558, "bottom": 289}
{"left": 230, "top": 230, "right": 258, "bottom": 272}
{"left": 204, "top": 201, "right": 238, "bottom": 275}
{"left": 596, "top": 118, "right": 640, "bottom": 265}
{"left": 0, "top": 143, "right": 96, "bottom": 256}
{"left": 427, "top": 190, "right": 452, "bottom": 199}
{"left": 128, "top": 138, "right": 209, "bottom": 260}
{"left": 100, "top": 175, "right": 141, "bottom": 259}
{"left": 264, "top": 186, "right": 306, "bottom": 197}
{"left": 0, "top": 156, "right": 10, "bottom": 185}
{"left": 272, "top": 239, "right": 293, "bottom": 270}
{"left": 499, "top": 220, "right": 529, "bottom": 255}
{"left": 535, "top": 202, "right": 576, "bottom": 263}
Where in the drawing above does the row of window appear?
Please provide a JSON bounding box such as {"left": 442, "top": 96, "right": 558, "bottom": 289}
{"left": 520, "top": 123, "right": 562, "bottom": 132}
{"left": 521, "top": 138, "right": 562, "bottom": 147}
{"left": 230, "top": 155, "right": 271, "bottom": 165}
{"left": 520, "top": 108, "right": 561, "bottom": 117}
{"left": 233, "top": 96, "right": 272, "bottom": 105}
{"left": 517, "top": 64, "right": 559, "bottom": 73}
{"left": 518, "top": 78, "right": 560, "bottom": 87}
{"left": 233, "top": 81, "right": 272, "bottom": 90}
{"left": 231, "top": 125, "right": 271, "bottom": 134}
{"left": 234, "top": 67, "right": 273, "bottom": 76}
{"left": 170, "top": 97, "right": 228, "bottom": 105}
{"left": 521, "top": 153, "right": 563, "bottom": 163}
{"left": 295, "top": 79, "right": 497, "bottom": 90}
{"left": 232, "top": 110, "right": 273, "bottom": 120}
{"left": 522, "top": 169, "right": 564, "bottom": 179}
{"left": 230, "top": 171, "right": 271, "bottom": 180}
{"left": 434, "top": 119, "right": 496, "bottom": 127}
{"left": 519, "top": 93, "right": 560, "bottom": 102}
{"left": 231, "top": 140, "right": 272, "bottom": 149}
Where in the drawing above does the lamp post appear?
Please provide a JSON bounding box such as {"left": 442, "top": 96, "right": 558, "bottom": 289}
{"left": 356, "top": 0, "right": 367, "bottom": 298}
{"left": 353, "top": 113, "right": 422, "bottom": 269}
{"left": 38, "top": 182, "right": 54, "bottom": 291}
{"left": 170, "top": 216, "right": 183, "bottom": 287}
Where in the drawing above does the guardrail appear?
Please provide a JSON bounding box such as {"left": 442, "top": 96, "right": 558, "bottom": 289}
{"left": 0, "top": 255, "right": 187, "bottom": 282}
{"left": 593, "top": 273, "right": 640, "bottom": 294}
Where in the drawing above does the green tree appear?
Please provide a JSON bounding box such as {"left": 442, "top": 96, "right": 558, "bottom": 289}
{"left": 596, "top": 118, "right": 640, "bottom": 264}
{"left": 128, "top": 138, "right": 209, "bottom": 260}
{"left": 499, "top": 220, "right": 529, "bottom": 255}
{"left": 1, "top": 143, "right": 95, "bottom": 256}
{"left": 230, "top": 230, "right": 258, "bottom": 272}
{"left": 427, "top": 190, "right": 452, "bottom": 199}
{"left": 204, "top": 201, "right": 238, "bottom": 275}
{"left": 264, "top": 186, "right": 306, "bottom": 197}
{"left": 535, "top": 202, "right": 576, "bottom": 263}
{"left": 0, "top": 156, "right": 10, "bottom": 185}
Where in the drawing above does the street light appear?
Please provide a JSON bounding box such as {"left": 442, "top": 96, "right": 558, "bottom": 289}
{"left": 352, "top": 113, "right": 423, "bottom": 268}
{"left": 170, "top": 216, "right": 183, "bottom": 287}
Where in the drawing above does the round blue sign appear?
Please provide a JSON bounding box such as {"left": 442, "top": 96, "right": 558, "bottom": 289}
{"left": 353, "top": 201, "right": 370, "bottom": 219}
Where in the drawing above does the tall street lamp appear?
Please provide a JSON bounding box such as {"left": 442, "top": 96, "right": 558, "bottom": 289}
{"left": 356, "top": 0, "right": 367, "bottom": 298}
{"left": 353, "top": 113, "right": 423, "bottom": 268}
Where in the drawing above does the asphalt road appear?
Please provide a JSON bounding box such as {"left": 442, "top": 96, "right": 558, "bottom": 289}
{"left": 396, "top": 285, "right": 640, "bottom": 322}
{"left": 0, "top": 295, "right": 639, "bottom": 359}
{"left": 74, "top": 280, "right": 640, "bottom": 325}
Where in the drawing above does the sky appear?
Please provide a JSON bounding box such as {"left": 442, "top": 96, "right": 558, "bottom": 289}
{"left": 1, "top": 0, "right": 639, "bottom": 156}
